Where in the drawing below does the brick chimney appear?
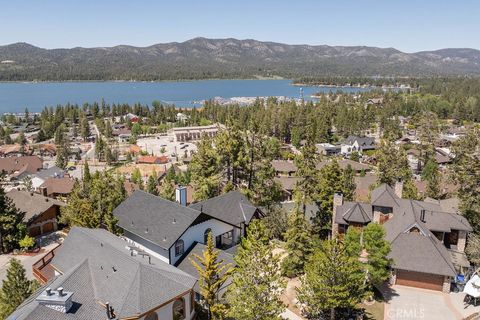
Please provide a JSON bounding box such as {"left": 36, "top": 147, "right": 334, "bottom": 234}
{"left": 332, "top": 192, "right": 343, "bottom": 236}
{"left": 394, "top": 179, "right": 403, "bottom": 199}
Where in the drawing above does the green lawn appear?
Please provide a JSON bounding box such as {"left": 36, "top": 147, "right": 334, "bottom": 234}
{"left": 361, "top": 300, "right": 385, "bottom": 320}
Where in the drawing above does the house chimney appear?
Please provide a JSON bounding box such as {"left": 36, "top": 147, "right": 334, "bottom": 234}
{"left": 394, "top": 179, "right": 403, "bottom": 199}
{"left": 36, "top": 287, "right": 73, "bottom": 313}
{"left": 420, "top": 209, "right": 426, "bottom": 223}
{"left": 175, "top": 186, "right": 187, "bottom": 206}
{"left": 332, "top": 192, "right": 343, "bottom": 236}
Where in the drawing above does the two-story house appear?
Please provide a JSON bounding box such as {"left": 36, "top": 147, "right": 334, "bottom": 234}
{"left": 113, "top": 190, "right": 262, "bottom": 266}
{"left": 332, "top": 181, "right": 472, "bottom": 292}
{"left": 11, "top": 227, "right": 197, "bottom": 320}
{"left": 340, "top": 135, "right": 376, "bottom": 155}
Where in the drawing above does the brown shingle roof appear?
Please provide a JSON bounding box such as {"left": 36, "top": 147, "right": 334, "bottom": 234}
{"left": 7, "top": 189, "right": 65, "bottom": 223}
{"left": 0, "top": 156, "right": 42, "bottom": 175}
{"left": 40, "top": 177, "right": 75, "bottom": 196}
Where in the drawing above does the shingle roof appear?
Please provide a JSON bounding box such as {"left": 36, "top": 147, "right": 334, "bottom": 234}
{"left": 274, "top": 176, "right": 301, "bottom": 191}
{"left": 189, "top": 191, "right": 260, "bottom": 226}
{"left": 271, "top": 160, "right": 298, "bottom": 173}
{"left": 0, "top": 156, "right": 43, "bottom": 175}
{"left": 335, "top": 201, "right": 373, "bottom": 224}
{"left": 33, "top": 166, "right": 65, "bottom": 180}
{"left": 344, "top": 135, "right": 375, "bottom": 147}
{"left": 371, "top": 184, "right": 401, "bottom": 208}
{"left": 114, "top": 190, "right": 202, "bottom": 249}
{"left": 9, "top": 227, "right": 196, "bottom": 320}
{"left": 40, "top": 177, "right": 75, "bottom": 195}
{"left": 7, "top": 190, "right": 65, "bottom": 222}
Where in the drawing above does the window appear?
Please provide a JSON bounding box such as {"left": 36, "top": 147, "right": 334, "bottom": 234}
{"left": 173, "top": 297, "right": 186, "bottom": 320}
{"left": 145, "top": 312, "right": 158, "bottom": 320}
{"left": 204, "top": 228, "right": 212, "bottom": 244}
{"left": 175, "top": 240, "right": 184, "bottom": 257}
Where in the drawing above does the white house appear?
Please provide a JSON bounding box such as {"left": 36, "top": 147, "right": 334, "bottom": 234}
{"left": 113, "top": 189, "right": 262, "bottom": 265}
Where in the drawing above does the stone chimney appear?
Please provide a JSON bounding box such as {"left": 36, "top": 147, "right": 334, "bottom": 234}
{"left": 394, "top": 179, "right": 403, "bottom": 199}
{"left": 332, "top": 192, "right": 343, "bottom": 236}
{"left": 36, "top": 287, "right": 73, "bottom": 313}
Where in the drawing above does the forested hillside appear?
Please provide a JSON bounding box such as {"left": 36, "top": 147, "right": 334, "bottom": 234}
{"left": 1, "top": 38, "right": 480, "bottom": 81}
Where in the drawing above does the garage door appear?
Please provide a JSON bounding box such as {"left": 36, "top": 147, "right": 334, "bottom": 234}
{"left": 396, "top": 270, "right": 444, "bottom": 291}
{"left": 29, "top": 226, "right": 41, "bottom": 237}
{"left": 42, "top": 222, "right": 55, "bottom": 234}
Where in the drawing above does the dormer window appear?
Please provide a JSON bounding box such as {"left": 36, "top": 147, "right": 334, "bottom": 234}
{"left": 175, "top": 240, "right": 184, "bottom": 257}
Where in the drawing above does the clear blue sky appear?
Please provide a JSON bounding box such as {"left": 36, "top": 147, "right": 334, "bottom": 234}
{"left": 1, "top": 0, "right": 478, "bottom": 52}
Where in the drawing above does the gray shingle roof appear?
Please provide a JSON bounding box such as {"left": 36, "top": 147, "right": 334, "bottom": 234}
{"left": 271, "top": 160, "right": 298, "bottom": 173}
{"left": 113, "top": 190, "right": 202, "bottom": 250}
{"left": 189, "top": 191, "right": 260, "bottom": 226}
{"left": 371, "top": 183, "right": 473, "bottom": 277}
{"left": 9, "top": 227, "right": 196, "bottom": 320}
{"left": 33, "top": 166, "right": 65, "bottom": 180}
{"left": 335, "top": 201, "right": 373, "bottom": 224}
{"left": 344, "top": 135, "right": 375, "bottom": 147}
{"left": 7, "top": 190, "right": 65, "bottom": 223}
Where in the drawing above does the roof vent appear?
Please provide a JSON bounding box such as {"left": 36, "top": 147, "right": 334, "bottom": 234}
{"left": 36, "top": 287, "right": 73, "bottom": 313}
{"left": 145, "top": 227, "right": 148, "bottom": 233}
{"left": 163, "top": 236, "right": 167, "bottom": 241}
{"left": 420, "top": 209, "right": 426, "bottom": 223}
{"left": 173, "top": 218, "right": 176, "bottom": 224}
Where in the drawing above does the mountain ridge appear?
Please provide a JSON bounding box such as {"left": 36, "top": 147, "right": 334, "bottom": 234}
{"left": 1, "top": 37, "right": 480, "bottom": 81}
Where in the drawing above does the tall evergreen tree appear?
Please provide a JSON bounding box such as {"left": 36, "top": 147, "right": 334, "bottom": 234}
{"left": 297, "top": 238, "right": 366, "bottom": 320}
{"left": 227, "top": 220, "right": 286, "bottom": 320}
{"left": 190, "top": 138, "right": 221, "bottom": 201}
{"left": 190, "top": 232, "right": 233, "bottom": 320}
{"left": 282, "top": 207, "right": 314, "bottom": 277}
{"left": 0, "top": 181, "right": 26, "bottom": 253}
{"left": 0, "top": 258, "right": 39, "bottom": 319}
{"left": 422, "top": 159, "right": 440, "bottom": 199}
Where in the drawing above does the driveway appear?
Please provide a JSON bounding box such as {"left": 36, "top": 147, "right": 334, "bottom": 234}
{"left": 0, "top": 242, "right": 59, "bottom": 284}
{"left": 384, "top": 285, "right": 480, "bottom": 320}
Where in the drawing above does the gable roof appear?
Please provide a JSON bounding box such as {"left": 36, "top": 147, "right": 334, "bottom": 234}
{"left": 7, "top": 190, "right": 65, "bottom": 223}
{"left": 10, "top": 227, "right": 196, "bottom": 320}
{"left": 189, "top": 191, "right": 260, "bottom": 226}
{"left": 371, "top": 184, "right": 401, "bottom": 208}
{"left": 344, "top": 135, "right": 375, "bottom": 147}
{"left": 40, "top": 177, "right": 75, "bottom": 196}
{"left": 316, "top": 159, "right": 371, "bottom": 172}
{"left": 271, "top": 160, "right": 297, "bottom": 173}
{"left": 113, "top": 190, "right": 202, "bottom": 249}
{"left": 0, "top": 156, "right": 43, "bottom": 176}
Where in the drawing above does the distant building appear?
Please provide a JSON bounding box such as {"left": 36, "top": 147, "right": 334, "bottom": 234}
{"left": 341, "top": 135, "right": 376, "bottom": 155}
{"left": 137, "top": 155, "right": 169, "bottom": 164}
{"left": 169, "top": 124, "right": 224, "bottom": 142}
{"left": 0, "top": 155, "right": 43, "bottom": 179}
{"left": 316, "top": 143, "right": 341, "bottom": 156}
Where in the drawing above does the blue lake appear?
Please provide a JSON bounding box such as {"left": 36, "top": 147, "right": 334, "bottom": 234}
{"left": 0, "top": 79, "right": 369, "bottom": 112}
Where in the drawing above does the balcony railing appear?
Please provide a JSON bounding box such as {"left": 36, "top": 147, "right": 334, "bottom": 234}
{"left": 32, "top": 243, "right": 61, "bottom": 284}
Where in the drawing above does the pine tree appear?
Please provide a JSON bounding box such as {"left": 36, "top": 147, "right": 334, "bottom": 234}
{"left": 190, "top": 232, "right": 233, "bottom": 320}
{"left": 282, "top": 208, "right": 314, "bottom": 277}
{"left": 147, "top": 174, "right": 159, "bottom": 196}
{"left": 0, "top": 258, "right": 39, "bottom": 319}
{"left": 294, "top": 140, "right": 319, "bottom": 206}
{"left": 159, "top": 179, "right": 176, "bottom": 201}
{"left": 422, "top": 159, "right": 440, "bottom": 199}
{"left": 190, "top": 138, "right": 221, "bottom": 201}
{"left": 227, "top": 220, "right": 286, "bottom": 320}
{"left": 83, "top": 161, "right": 91, "bottom": 190}
{"left": 362, "top": 223, "right": 391, "bottom": 288}
{"left": 297, "top": 238, "right": 366, "bottom": 320}
{"left": 0, "top": 181, "right": 26, "bottom": 253}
